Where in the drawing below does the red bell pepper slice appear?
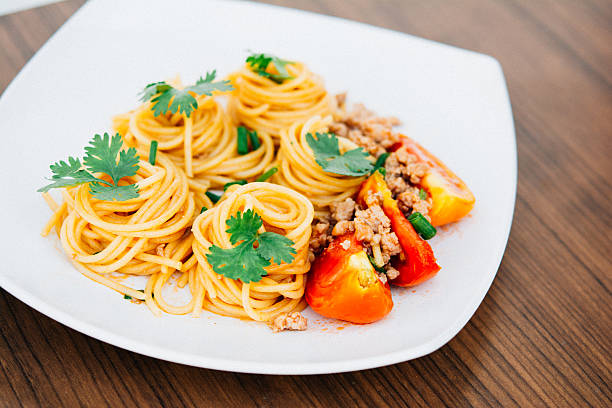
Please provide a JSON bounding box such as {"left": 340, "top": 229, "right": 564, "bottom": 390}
{"left": 358, "top": 171, "right": 440, "bottom": 287}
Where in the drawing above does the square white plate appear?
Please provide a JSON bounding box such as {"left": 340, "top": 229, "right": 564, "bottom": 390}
{"left": 0, "top": 0, "right": 516, "bottom": 374}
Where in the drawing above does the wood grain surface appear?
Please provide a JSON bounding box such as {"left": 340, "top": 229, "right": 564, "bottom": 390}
{"left": 1, "top": 0, "right": 610, "bottom": 406}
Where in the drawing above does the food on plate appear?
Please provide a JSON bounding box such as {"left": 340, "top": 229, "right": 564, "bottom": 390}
{"left": 39, "top": 134, "right": 209, "bottom": 314}
{"left": 274, "top": 116, "right": 368, "bottom": 216}
{"left": 227, "top": 53, "right": 333, "bottom": 139}
{"left": 39, "top": 52, "right": 475, "bottom": 330}
{"left": 113, "top": 71, "right": 275, "bottom": 187}
{"left": 191, "top": 182, "right": 313, "bottom": 323}
{"left": 393, "top": 136, "right": 476, "bottom": 226}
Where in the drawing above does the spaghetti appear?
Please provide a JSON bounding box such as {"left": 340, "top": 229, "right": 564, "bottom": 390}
{"left": 191, "top": 182, "right": 314, "bottom": 321}
{"left": 274, "top": 115, "right": 367, "bottom": 216}
{"left": 227, "top": 62, "right": 333, "bottom": 139}
{"left": 42, "top": 149, "right": 213, "bottom": 314}
{"left": 114, "top": 82, "right": 275, "bottom": 188}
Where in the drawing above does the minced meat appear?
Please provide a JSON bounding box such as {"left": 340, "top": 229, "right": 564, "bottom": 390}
{"left": 353, "top": 201, "right": 401, "bottom": 266}
{"left": 269, "top": 312, "right": 308, "bottom": 332}
{"left": 330, "top": 197, "right": 356, "bottom": 222}
{"left": 331, "top": 102, "right": 400, "bottom": 158}
{"left": 384, "top": 148, "right": 431, "bottom": 218}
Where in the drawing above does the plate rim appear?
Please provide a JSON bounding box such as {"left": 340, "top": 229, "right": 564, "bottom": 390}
{"left": 0, "top": 0, "right": 517, "bottom": 374}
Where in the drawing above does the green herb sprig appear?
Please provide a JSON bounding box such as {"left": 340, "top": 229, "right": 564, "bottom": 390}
{"left": 139, "top": 70, "right": 233, "bottom": 118}
{"left": 306, "top": 132, "right": 373, "bottom": 177}
{"left": 246, "top": 53, "right": 294, "bottom": 84}
{"left": 38, "top": 133, "right": 140, "bottom": 201}
{"left": 206, "top": 210, "right": 296, "bottom": 283}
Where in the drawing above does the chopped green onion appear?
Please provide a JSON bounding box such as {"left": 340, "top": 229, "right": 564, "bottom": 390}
{"left": 407, "top": 212, "right": 436, "bottom": 240}
{"left": 223, "top": 180, "right": 247, "bottom": 191}
{"left": 200, "top": 206, "right": 208, "bottom": 214}
{"left": 371, "top": 152, "right": 389, "bottom": 174}
{"left": 256, "top": 167, "right": 278, "bottom": 182}
{"left": 123, "top": 294, "right": 132, "bottom": 300}
{"left": 237, "top": 126, "right": 249, "bottom": 155}
{"left": 367, "top": 254, "right": 386, "bottom": 273}
{"left": 249, "top": 129, "right": 261, "bottom": 150}
{"left": 149, "top": 140, "right": 158, "bottom": 165}
{"left": 206, "top": 191, "right": 221, "bottom": 204}
{"left": 419, "top": 188, "right": 428, "bottom": 200}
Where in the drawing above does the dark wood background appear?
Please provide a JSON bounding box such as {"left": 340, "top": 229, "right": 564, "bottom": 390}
{"left": 1, "top": 0, "right": 610, "bottom": 406}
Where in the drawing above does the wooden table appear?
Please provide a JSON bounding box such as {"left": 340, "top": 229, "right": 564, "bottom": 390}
{"left": 1, "top": 1, "right": 610, "bottom": 406}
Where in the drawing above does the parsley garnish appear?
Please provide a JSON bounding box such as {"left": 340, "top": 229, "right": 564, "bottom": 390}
{"left": 246, "top": 52, "right": 294, "bottom": 84}
{"left": 206, "top": 210, "right": 296, "bottom": 283}
{"left": 305, "top": 132, "right": 373, "bottom": 177}
{"left": 139, "top": 70, "right": 233, "bottom": 118}
{"left": 38, "top": 133, "right": 140, "bottom": 201}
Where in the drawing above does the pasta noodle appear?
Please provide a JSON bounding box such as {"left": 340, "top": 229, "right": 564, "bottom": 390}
{"left": 274, "top": 115, "right": 366, "bottom": 216}
{"left": 227, "top": 62, "right": 333, "bottom": 139}
{"left": 40, "top": 58, "right": 374, "bottom": 325}
{"left": 42, "top": 149, "right": 213, "bottom": 314}
{"left": 113, "top": 81, "right": 275, "bottom": 188}
{"left": 191, "top": 182, "right": 314, "bottom": 321}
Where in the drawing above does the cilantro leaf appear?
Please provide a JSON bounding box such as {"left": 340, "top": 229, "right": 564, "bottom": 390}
{"left": 207, "top": 239, "right": 270, "bottom": 283}
{"left": 256, "top": 232, "right": 296, "bottom": 265}
{"left": 38, "top": 133, "right": 141, "bottom": 201}
{"left": 225, "top": 209, "right": 262, "bottom": 245}
{"left": 84, "top": 133, "right": 139, "bottom": 185}
{"left": 38, "top": 157, "right": 101, "bottom": 192}
{"left": 189, "top": 70, "right": 234, "bottom": 95}
{"left": 306, "top": 132, "right": 373, "bottom": 177}
{"left": 150, "top": 88, "right": 198, "bottom": 117}
{"left": 306, "top": 132, "right": 340, "bottom": 160}
{"left": 138, "top": 82, "right": 172, "bottom": 103}
{"left": 205, "top": 210, "right": 296, "bottom": 283}
{"left": 141, "top": 71, "right": 234, "bottom": 118}
{"left": 246, "top": 52, "right": 294, "bottom": 84}
{"left": 89, "top": 183, "right": 139, "bottom": 201}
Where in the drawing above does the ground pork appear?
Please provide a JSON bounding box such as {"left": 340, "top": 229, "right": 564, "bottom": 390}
{"left": 331, "top": 101, "right": 400, "bottom": 158}
{"left": 397, "top": 187, "right": 432, "bottom": 220}
{"left": 377, "top": 272, "right": 388, "bottom": 285}
{"left": 269, "top": 312, "right": 308, "bottom": 332}
{"left": 384, "top": 148, "right": 431, "bottom": 218}
{"left": 380, "top": 232, "right": 401, "bottom": 265}
{"left": 354, "top": 205, "right": 390, "bottom": 241}
{"left": 385, "top": 266, "right": 400, "bottom": 280}
{"left": 309, "top": 221, "right": 330, "bottom": 254}
{"left": 330, "top": 197, "right": 356, "bottom": 222}
{"left": 332, "top": 220, "right": 355, "bottom": 236}
{"left": 353, "top": 202, "right": 401, "bottom": 266}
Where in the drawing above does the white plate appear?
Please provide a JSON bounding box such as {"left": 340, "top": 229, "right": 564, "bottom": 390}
{"left": 0, "top": 0, "right": 516, "bottom": 374}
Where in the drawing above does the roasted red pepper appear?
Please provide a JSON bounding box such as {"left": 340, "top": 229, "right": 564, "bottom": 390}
{"left": 394, "top": 135, "right": 475, "bottom": 227}
{"left": 358, "top": 171, "right": 440, "bottom": 287}
{"left": 306, "top": 233, "right": 393, "bottom": 324}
